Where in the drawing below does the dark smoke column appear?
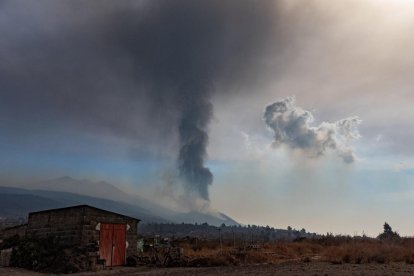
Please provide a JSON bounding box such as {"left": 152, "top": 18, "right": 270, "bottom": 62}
{"left": 178, "top": 94, "right": 213, "bottom": 200}
{"left": 108, "top": 0, "right": 275, "bottom": 202}
{"left": 0, "top": 1, "right": 276, "bottom": 202}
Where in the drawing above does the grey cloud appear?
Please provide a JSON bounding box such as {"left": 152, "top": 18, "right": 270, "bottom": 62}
{"left": 0, "top": 0, "right": 276, "bottom": 200}
{"left": 264, "top": 97, "right": 361, "bottom": 163}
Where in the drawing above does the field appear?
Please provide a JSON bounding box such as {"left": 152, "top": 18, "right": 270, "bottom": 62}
{"left": 161, "top": 235, "right": 414, "bottom": 266}
{"left": 2, "top": 236, "right": 414, "bottom": 275}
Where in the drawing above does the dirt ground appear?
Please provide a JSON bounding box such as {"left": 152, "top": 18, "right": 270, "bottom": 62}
{"left": 2, "top": 262, "right": 414, "bottom": 276}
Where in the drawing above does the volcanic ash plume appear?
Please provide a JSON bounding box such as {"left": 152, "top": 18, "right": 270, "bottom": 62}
{"left": 264, "top": 97, "right": 361, "bottom": 163}
{"left": 0, "top": 0, "right": 276, "bottom": 203}
{"left": 178, "top": 98, "right": 213, "bottom": 201}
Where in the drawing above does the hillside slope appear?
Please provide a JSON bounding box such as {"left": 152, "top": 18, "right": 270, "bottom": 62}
{"left": 0, "top": 179, "right": 239, "bottom": 226}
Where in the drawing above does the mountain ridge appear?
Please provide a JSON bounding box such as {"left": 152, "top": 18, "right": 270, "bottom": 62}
{"left": 0, "top": 177, "right": 239, "bottom": 226}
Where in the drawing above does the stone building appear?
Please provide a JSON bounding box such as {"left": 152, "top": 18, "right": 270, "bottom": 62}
{"left": 1, "top": 223, "right": 27, "bottom": 240}
{"left": 26, "top": 205, "right": 140, "bottom": 267}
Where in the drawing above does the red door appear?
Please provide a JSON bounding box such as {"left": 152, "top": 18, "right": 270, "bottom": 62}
{"left": 112, "top": 224, "right": 127, "bottom": 266}
{"left": 99, "top": 223, "right": 127, "bottom": 267}
{"left": 99, "top": 224, "right": 114, "bottom": 266}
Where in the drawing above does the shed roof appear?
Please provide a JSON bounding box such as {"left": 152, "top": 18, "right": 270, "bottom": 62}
{"left": 28, "top": 204, "right": 140, "bottom": 222}
{"left": 3, "top": 223, "right": 28, "bottom": 231}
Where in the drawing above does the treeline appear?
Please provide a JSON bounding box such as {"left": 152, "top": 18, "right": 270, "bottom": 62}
{"left": 139, "top": 222, "right": 319, "bottom": 242}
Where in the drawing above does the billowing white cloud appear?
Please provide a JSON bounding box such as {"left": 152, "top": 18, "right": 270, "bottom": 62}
{"left": 264, "top": 97, "right": 361, "bottom": 163}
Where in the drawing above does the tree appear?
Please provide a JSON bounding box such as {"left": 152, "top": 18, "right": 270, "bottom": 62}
{"left": 300, "top": 228, "right": 306, "bottom": 237}
{"left": 383, "top": 222, "right": 393, "bottom": 234}
{"left": 377, "top": 222, "right": 400, "bottom": 240}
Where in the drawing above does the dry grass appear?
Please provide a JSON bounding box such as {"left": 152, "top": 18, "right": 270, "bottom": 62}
{"left": 170, "top": 237, "right": 414, "bottom": 266}
{"left": 320, "top": 238, "right": 414, "bottom": 264}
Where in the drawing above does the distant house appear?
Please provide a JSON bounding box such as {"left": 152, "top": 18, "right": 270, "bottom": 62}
{"left": 25, "top": 205, "right": 140, "bottom": 267}
{"left": 1, "top": 223, "right": 27, "bottom": 240}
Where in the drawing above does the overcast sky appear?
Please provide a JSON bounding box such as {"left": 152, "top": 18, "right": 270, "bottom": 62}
{"left": 1, "top": 0, "right": 414, "bottom": 236}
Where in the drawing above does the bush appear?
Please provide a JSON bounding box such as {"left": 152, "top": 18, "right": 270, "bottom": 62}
{"left": 0, "top": 234, "right": 21, "bottom": 250}
{"left": 9, "top": 236, "right": 96, "bottom": 273}
{"left": 10, "top": 236, "right": 64, "bottom": 271}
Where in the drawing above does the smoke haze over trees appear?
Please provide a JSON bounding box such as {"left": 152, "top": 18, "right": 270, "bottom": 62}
{"left": 3, "top": 0, "right": 414, "bottom": 236}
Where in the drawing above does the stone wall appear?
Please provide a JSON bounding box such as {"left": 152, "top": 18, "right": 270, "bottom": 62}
{"left": 0, "top": 248, "right": 12, "bottom": 267}
{"left": 26, "top": 208, "right": 84, "bottom": 245}
{"left": 26, "top": 206, "right": 138, "bottom": 258}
